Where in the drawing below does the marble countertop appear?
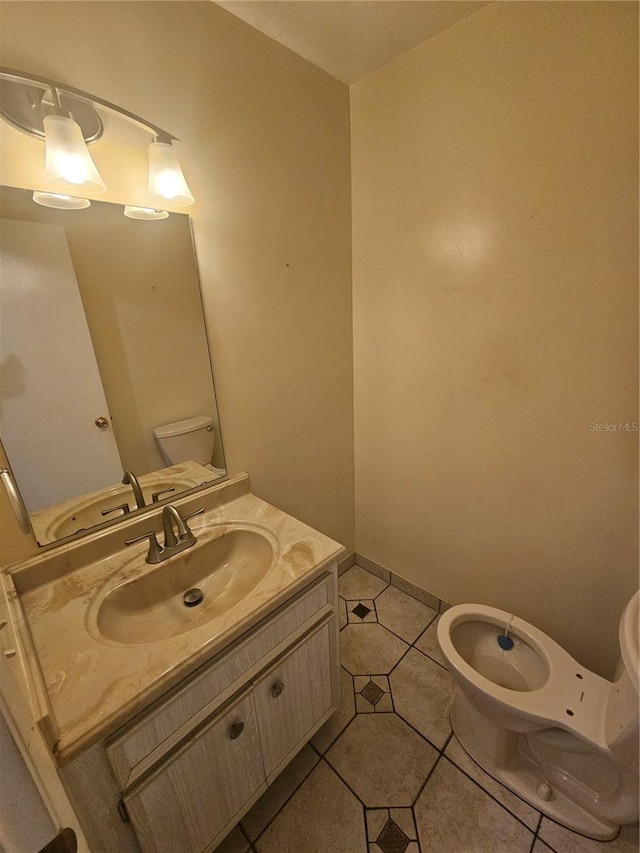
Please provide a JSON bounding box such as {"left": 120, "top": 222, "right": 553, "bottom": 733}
{"left": 2, "top": 475, "right": 344, "bottom": 765}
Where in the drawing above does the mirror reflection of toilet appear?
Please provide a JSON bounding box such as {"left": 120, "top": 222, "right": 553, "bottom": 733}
{"left": 437, "top": 592, "right": 639, "bottom": 840}
{"left": 153, "top": 416, "right": 223, "bottom": 475}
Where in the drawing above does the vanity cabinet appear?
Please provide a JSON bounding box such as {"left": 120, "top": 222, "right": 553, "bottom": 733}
{"left": 60, "top": 566, "right": 340, "bottom": 853}
{"left": 123, "top": 618, "right": 335, "bottom": 853}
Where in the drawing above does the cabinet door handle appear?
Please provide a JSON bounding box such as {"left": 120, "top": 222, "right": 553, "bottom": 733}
{"left": 229, "top": 721, "right": 245, "bottom": 740}
{"left": 271, "top": 681, "right": 285, "bottom": 699}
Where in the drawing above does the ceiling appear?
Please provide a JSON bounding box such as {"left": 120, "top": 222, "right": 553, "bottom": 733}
{"left": 214, "top": 1, "right": 490, "bottom": 84}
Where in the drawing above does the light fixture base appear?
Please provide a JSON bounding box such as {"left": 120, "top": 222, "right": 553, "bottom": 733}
{"left": 0, "top": 77, "right": 102, "bottom": 143}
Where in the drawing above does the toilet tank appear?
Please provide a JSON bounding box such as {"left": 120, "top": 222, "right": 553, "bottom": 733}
{"left": 153, "top": 416, "right": 215, "bottom": 466}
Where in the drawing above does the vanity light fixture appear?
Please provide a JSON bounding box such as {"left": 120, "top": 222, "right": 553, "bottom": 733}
{"left": 0, "top": 67, "right": 194, "bottom": 210}
{"left": 124, "top": 205, "right": 169, "bottom": 220}
{"left": 43, "top": 110, "right": 106, "bottom": 194}
{"left": 147, "top": 139, "right": 194, "bottom": 208}
{"left": 32, "top": 191, "right": 91, "bottom": 210}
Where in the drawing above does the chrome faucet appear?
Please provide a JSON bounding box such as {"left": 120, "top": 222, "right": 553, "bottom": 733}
{"left": 122, "top": 471, "right": 146, "bottom": 511}
{"left": 162, "top": 504, "right": 196, "bottom": 549}
{"left": 125, "top": 505, "right": 204, "bottom": 564}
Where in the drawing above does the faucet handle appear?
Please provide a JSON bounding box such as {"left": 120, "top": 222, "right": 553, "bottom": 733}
{"left": 180, "top": 508, "right": 204, "bottom": 540}
{"left": 152, "top": 487, "right": 175, "bottom": 503}
{"left": 182, "top": 507, "right": 204, "bottom": 524}
{"left": 125, "top": 531, "right": 163, "bottom": 564}
{"left": 101, "top": 502, "right": 131, "bottom": 518}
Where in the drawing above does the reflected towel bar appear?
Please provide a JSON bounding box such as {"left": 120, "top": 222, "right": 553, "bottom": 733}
{"left": 0, "top": 467, "right": 33, "bottom": 535}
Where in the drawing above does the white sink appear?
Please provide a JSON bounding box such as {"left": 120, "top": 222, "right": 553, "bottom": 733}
{"left": 88, "top": 525, "right": 277, "bottom": 645}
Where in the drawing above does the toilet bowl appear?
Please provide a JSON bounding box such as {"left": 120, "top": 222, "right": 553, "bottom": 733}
{"left": 437, "top": 592, "right": 639, "bottom": 840}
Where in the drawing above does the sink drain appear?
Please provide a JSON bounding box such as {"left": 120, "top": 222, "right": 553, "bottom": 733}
{"left": 183, "top": 588, "right": 204, "bottom": 607}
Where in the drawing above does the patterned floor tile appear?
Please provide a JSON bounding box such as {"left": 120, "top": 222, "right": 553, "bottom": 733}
{"left": 376, "top": 816, "right": 410, "bottom": 852}
{"left": 326, "top": 712, "right": 438, "bottom": 807}
{"left": 341, "top": 622, "right": 408, "bottom": 675}
{"left": 538, "top": 817, "right": 640, "bottom": 853}
{"left": 310, "top": 667, "right": 355, "bottom": 754}
{"left": 414, "top": 757, "right": 534, "bottom": 852}
{"left": 389, "top": 647, "right": 454, "bottom": 748}
{"left": 375, "top": 585, "right": 437, "bottom": 644}
{"left": 347, "top": 599, "right": 378, "bottom": 623}
{"left": 354, "top": 674, "right": 393, "bottom": 713}
{"left": 339, "top": 565, "right": 388, "bottom": 600}
{"left": 241, "top": 745, "right": 319, "bottom": 841}
{"left": 366, "top": 806, "right": 418, "bottom": 853}
{"left": 414, "top": 615, "right": 447, "bottom": 668}
{"left": 254, "top": 761, "right": 366, "bottom": 853}
{"left": 444, "top": 736, "right": 540, "bottom": 830}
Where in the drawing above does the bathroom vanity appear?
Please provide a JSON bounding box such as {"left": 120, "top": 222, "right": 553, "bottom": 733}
{"left": 1, "top": 474, "right": 344, "bottom": 852}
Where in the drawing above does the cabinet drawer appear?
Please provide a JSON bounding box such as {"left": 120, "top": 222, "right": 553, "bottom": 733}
{"left": 107, "top": 570, "right": 335, "bottom": 788}
{"left": 123, "top": 688, "right": 265, "bottom": 853}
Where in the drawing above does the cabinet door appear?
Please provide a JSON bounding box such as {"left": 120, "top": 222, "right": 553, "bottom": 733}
{"left": 123, "top": 690, "right": 265, "bottom": 853}
{"left": 254, "top": 618, "right": 336, "bottom": 779}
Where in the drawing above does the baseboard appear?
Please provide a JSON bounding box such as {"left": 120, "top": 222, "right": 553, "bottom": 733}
{"left": 337, "top": 551, "right": 356, "bottom": 575}
{"left": 354, "top": 553, "right": 390, "bottom": 583}
{"left": 354, "top": 552, "right": 450, "bottom": 613}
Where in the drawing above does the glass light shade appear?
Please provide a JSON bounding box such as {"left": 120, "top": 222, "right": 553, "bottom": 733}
{"left": 32, "top": 191, "right": 91, "bottom": 210}
{"left": 124, "top": 205, "right": 169, "bottom": 220}
{"left": 43, "top": 114, "right": 106, "bottom": 194}
{"left": 147, "top": 141, "right": 194, "bottom": 207}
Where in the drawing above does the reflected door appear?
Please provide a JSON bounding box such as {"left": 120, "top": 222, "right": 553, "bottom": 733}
{"left": 0, "top": 218, "right": 122, "bottom": 511}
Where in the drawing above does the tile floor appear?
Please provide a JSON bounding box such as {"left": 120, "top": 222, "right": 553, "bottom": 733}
{"left": 214, "top": 565, "right": 640, "bottom": 853}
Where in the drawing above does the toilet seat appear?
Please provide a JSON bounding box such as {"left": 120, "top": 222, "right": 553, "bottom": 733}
{"left": 438, "top": 604, "right": 611, "bottom": 749}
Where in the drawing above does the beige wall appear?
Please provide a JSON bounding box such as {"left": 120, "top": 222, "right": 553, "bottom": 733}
{"left": 352, "top": 1, "right": 638, "bottom": 678}
{"left": 0, "top": 2, "right": 354, "bottom": 559}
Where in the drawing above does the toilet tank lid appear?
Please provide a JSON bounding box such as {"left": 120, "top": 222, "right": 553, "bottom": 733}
{"left": 153, "top": 416, "right": 213, "bottom": 439}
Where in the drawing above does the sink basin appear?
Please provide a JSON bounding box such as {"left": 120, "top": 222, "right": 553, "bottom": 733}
{"left": 30, "top": 462, "right": 215, "bottom": 543}
{"left": 47, "top": 477, "right": 198, "bottom": 539}
{"left": 89, "top": 527, "right": 277, "bottom": 645}
{"left": 46, "top": 477, "right": 196, "bottom": 539}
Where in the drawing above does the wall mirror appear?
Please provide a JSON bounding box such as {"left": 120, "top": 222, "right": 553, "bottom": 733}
{"left": 0, "top": 185, "right": 226, "bottom": 546}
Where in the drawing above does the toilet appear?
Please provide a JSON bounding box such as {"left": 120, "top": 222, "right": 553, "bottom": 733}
{"left": 437, "top": 591, "right": 639, "bottom": 840}
{"left": 153, "top": 415, "right": 217, "bottom": 469}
